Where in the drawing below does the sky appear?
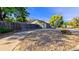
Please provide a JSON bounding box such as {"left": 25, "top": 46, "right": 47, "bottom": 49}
{"left": 28, "top": 7, "right": 79, "bottom": 22}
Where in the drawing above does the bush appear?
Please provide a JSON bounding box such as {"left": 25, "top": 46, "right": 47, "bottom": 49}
{"left": 0, "top": 27, "right": 13, "bottom": 33}
{"left": 61, "top": 30, "right": 71, "bottom": 35}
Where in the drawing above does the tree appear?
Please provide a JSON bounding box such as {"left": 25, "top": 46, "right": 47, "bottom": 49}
{"left": 63, "top": 22, "right": 67, "bottom": 28}
{"left": 0, "top": 7, "right": 29, "bottom": 22}
{"left": 72, "top": 17, "right": 79, "bottom": 27}
{"left": 68, "top": 17, "right": 79, "bottom": 28}
{"left": 15, "top": 7, "right": 29, "bottom": 22}
{"left": 0, "top": 7, "right": 16, "bottom": 21}
{"left": 49, "top": 15, "right": 63, "bottom": 28}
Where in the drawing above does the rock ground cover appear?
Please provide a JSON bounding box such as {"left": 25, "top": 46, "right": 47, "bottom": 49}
{"left": 13, "top": 29, "right": 79, "bottom": 51}
{"left": 0, "top": 29, "right": 79, "bottom": 51}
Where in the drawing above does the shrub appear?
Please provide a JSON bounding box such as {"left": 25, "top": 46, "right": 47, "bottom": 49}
{"left": 61, "top": 30, "right": 71, "bottom": 35}
{"left": 0, "top": 27, "right": 13, "bottom": 33}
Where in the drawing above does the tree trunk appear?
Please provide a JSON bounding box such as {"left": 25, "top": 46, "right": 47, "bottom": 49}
{"left": 0, "top": 7, "right": 3, "bottom": 21}
{"left": 0, "top": 12, "right": 3, "bottom": 21}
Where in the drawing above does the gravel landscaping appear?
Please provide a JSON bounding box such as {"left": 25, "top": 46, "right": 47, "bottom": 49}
{"left": 13, "top": 29, "right": 79, "bottom": 51}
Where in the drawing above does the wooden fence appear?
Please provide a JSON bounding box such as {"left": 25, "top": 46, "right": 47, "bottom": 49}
{"left": 0, "top": 21, "right": 42, "bottom": 31}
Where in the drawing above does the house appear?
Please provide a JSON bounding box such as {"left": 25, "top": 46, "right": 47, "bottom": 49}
{"left": 32, "top": 20, "right": 52, "bottom": 29}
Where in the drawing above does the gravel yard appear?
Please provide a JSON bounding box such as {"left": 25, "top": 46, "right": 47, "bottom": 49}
{"left": 13, "top": 29, "right": 79, "bottom": 51}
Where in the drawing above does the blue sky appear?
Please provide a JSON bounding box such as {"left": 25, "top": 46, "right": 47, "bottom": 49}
{"left": 28, "top": 7, "right": 79, "bottom": 22}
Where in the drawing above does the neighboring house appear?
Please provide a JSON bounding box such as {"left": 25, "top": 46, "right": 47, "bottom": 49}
{"left": 40, "top": 23, "right": 52, "bottom": 29}
{"left": 32, "top": 20, "right": 52, "bottom": 29}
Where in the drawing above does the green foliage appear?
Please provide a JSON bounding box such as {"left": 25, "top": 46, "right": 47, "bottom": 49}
{"left": 66, "top": 17, "right": 79, "bottom": 28}
{"left": 0, "top": 7, "right": 16, "bottom": 21}
{"left": 72, "top": 17, "right": 79, "bottom": 27}
{"left": 0, "top": 7, "right": 29, "bottom": 22}
{"left": 49, "top": 15, "right": 63, "bottom": 28}
{"left": 63, "top": 22, "right": 69, "bottom": 28}
{"left": 15, "top": 7, "right": 29, "bottom": 22}
{"left": 16, "top": 17, "right": 28, "bottom": 22}
{"left": 5, "top": 17, "right": 16, "bottom": 23}
{"left": 0, "top": 27, "right": 13, "bottom": 33}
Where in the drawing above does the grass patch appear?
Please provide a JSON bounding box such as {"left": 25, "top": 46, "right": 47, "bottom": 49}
{"left": 0, "top": 27, "right": 13, "bottom": 33}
